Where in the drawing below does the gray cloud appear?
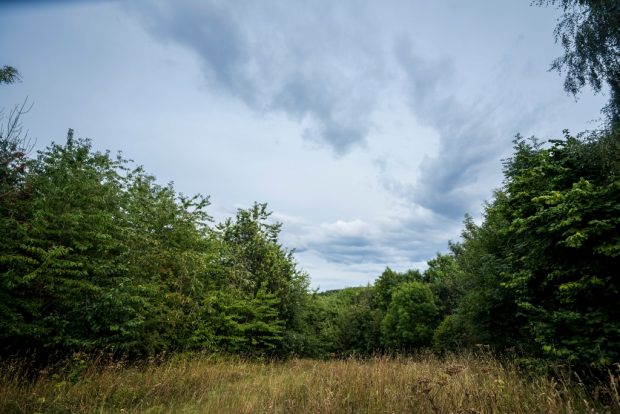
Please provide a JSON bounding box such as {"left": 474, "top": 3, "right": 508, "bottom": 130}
{"left": 129, "top": 0, "right": 507, "bottom": 218}
{"left": 281, "top": 209, "right": 461, "bottom": 269}
{"left": 128, "top": 0, "right": 385, "bottom": 155}
{"left": 127, "top": 0, "right": 519, "bottom": 267}
{"left": 131, "top": 1, "right": 252, "bottom": 100}
{"left": 124, "top": 0, "right": 581, "bottom": 273}
{"left": 128, "top": 1, "right": 520, "bottom": 215}
{"left": 389, "top": 38, "right": 509, "bottom": 219}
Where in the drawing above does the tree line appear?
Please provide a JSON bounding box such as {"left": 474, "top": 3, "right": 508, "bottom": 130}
{"left": 1, "top": 127, "right": 313, "bottom": 358}
{"left": 306, "top": 129, "right": 619, "bottom": 375}
{"left": 0, "top": 0, "right": 618, "bottom": 376}
{"left": 1, "top": 99, "right": 617, "bottom": 374}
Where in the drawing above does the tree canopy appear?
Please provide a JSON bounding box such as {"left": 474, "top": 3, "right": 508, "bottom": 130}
{"left": 1, "top": 0, "right": 619, "bottom": 383}
{"left": 0, "top": 66, "right": 20, "bottom": 85}
{"left": 0, "top": 131, "right": 310, "bottom": 358}
{"left": 534, "top": 0, "right": 620, "bottom": 123}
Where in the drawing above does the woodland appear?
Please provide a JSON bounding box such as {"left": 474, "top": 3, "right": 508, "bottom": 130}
{"left": 0, "top": 1, "right": 619, "bottom": 412}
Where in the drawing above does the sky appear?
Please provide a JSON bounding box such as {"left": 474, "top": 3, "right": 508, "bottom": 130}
{"left": 0, "top": 0, "right": 607, "bottom": 290}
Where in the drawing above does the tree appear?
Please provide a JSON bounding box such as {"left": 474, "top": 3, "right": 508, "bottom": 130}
{"left": 0, "top": 131, "right": 146, "bottom": 355}
{"left": 380, "top": 281, "right": 439, "bottom": 350}
{"left": 501, "top": 132, "right": 620, "bottom": 370}
{"left": 432, "top": 314, "right": 470, "bottom": 354}
{"left": 534, "top": 0, "right": 620, "bottom": 123}
{"left": 1, "top": 124, "right": 316, "bottom": 358}
{"left": 424, "top": 252, "right": 464, "bottom": 318}
{"left": 191, "top": 288, "right": 284, "bottom": 355}
{"left": 374, "top": 267, "right": 422, "bottom": 313}
{"left": 325, "top": 287, "right": 382, "bottom": 356}
{"left": 449, "top": 207, "right": 525, "bottom": 352}
{"left": 120, "top": 165, "right": 216, "bottom": 354}
{"left": 0, "top": 130, "right": 218, "bottom": 357}
{"left": 1, "top": 64, "right": 32, "bottom": 205}
{"left": 214, "top": 203, "right": 310, "bottom": 355}
{"left": 0, "top": 66, "right": 19, "bottom": 84}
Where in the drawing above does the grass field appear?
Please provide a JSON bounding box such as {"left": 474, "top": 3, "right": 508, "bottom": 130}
{"left": 1, "top": 353, "right": 618, "bottom": 413}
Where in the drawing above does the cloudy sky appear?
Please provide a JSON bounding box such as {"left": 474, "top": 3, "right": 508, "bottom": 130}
{"left": 0, "top": 0, "right": 606, "bottom": 290}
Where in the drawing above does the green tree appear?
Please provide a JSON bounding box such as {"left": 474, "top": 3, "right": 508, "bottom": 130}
{"left": 325, "top": 287, "right": 382, "bottom": 356}
{"left": 0, "top": 126, "right": 317, "bottom": 359}
{"left": 374, "top": 267, "right": 422, "bottom": 313}
{"left": 501, "top": 132, "right": 620, "bottom": 369}
{"left": 0, "top": 66, "right": 19, "bottom": 84}
{"left": 381, "top": 281, "right": 439, "bottom": 350}
{"left": 214, "top": 203, "right": 309, "bottom": 355}
{"left": 1, "top": 63, "right": 31, "bottom": 205}
{"left": 0, "top": 137, "right": 33, "bottom": 355}
{"left": 0, "top": 130, "right": 220, "bottom": 357}
{"left": 192, "top": 288, "right": 284, "bottom": 355}
{"left": 0, "top": 131, "right": 146, "bottom": 355}
{"left": 432, "top": 314, "right": 470, "bottom": 354}
{"left": 121, "top": 166, "right": 215, "bottom": 354}
{"left": 534, "top": 0, "right": 620, "bottom": 123}
{"left": 424, "top": 252, "right": 464, "bottom": 318}
{"left": 449, "top": 207, "right": 524, "bottom": 352}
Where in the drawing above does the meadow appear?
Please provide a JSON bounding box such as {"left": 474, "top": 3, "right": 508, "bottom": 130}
{"left": 1, "top": 353, "right": 618, "bottom": 414}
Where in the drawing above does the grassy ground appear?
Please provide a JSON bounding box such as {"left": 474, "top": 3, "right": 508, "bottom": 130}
{"left": 1, "top": 353, "right": 618, "bottom": 413}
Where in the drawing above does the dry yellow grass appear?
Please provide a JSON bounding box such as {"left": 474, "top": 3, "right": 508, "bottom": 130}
{"left": 1, "top": 353, "right": 618, "bottom": 413}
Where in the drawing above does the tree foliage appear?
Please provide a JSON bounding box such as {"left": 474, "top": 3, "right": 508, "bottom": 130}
{"left": 373, "top": 267, "right": 421, "bottom": 312}
{"left": 381, "top": 282, "right": 439, "bottom": 350}
{"left": 534, "top": 0, "right": 620, "bottom": 122}
{"left": 0, "top": 131, "right": 309, "bottom": 358}
{"left": 0, "top": 66, "right": 20, "bottom": 85}
{"left": 430, "top": 130, "right": 620, "bottom": 371}
{"left": 500, "top": 132, "right": 620, "bottom": 368}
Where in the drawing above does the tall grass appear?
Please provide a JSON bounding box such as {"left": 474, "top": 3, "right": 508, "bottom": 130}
{"left": 1, "top": 353, "right": 618, "bottom": 413}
